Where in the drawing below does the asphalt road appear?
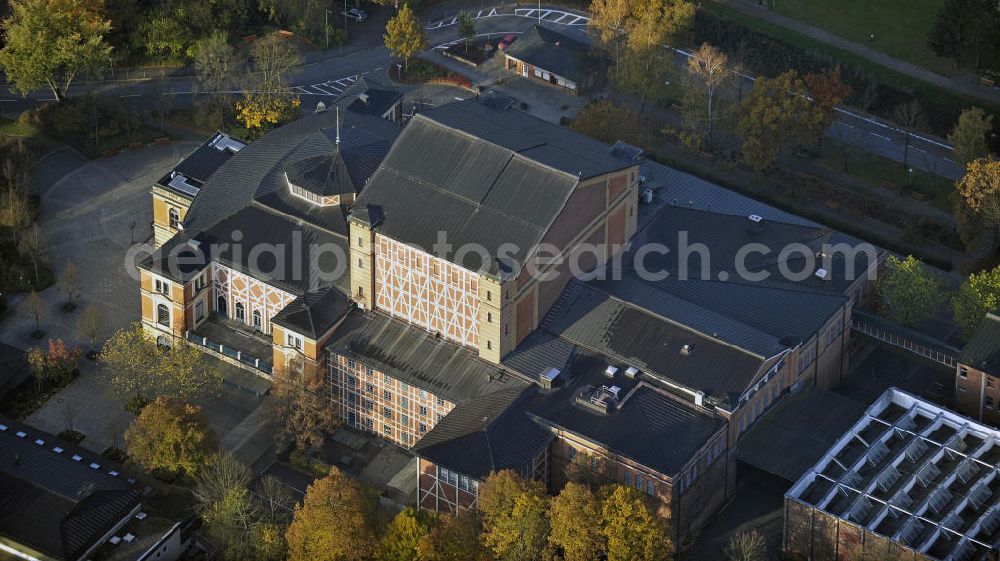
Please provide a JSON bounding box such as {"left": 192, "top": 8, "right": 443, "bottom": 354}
{"left": 0, "top": 3, "right": 962, "bottom": 179}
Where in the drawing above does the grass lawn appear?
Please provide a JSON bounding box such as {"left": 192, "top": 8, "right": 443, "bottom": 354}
{"left": 768, "top": 0, "right": 959, "bottom": 76}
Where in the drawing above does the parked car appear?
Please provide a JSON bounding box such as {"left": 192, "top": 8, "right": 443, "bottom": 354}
{"left": 343, "top": 7, "right": 367, "bottom": 22}
{"left": 498, "top": 34, "right": 517, "bottom": 50}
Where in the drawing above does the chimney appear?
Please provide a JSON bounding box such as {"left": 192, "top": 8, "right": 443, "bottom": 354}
{"left": 747, "top": 214, "right": 764, "bottom": 233}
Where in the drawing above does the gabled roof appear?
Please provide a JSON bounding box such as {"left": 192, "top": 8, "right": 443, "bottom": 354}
{"left": 960, "top": 313, "right": 1000, "bottom": 375}
{"left": 272, "top": 287, "right": 353, "bottom": 339}
{"left": 352, "top": 100, "right": 636, "bottom": 276}
{"left": 413, "top": 386, "right": 552, "bottom": 479}
{"left": 0, "top": 418, "right": 140, "bottom": 561}
{"left": 325, "top": 311, "right": 527, "bottom": 404}
{"left": 503, "top": 25, "right": 592, "bottom": 83}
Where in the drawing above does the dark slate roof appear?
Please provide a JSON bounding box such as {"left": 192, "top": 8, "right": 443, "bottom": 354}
{"left": 413, "top": 385, "right": 552, "bottom": 479}
{"left": 735, "top": 387, "right": 866, "bottom": 482}
{"left": 180, "top": 102, "right": 400, "bottom": 236}
{"left": 352, "top": 100, "right": 635, "bottom": 276}
{"left": 285, "top": 153, "right": 357, "bottom": 197}
{"left": 143, "top": 205, "right": 351, "bottom": 295}
{"left": 542, "top": 280, "right": 767, "bottom": 408}
{"left": 524, "top": 350, "right": 726, "bottom": 477}
{"left": 272, "top": 287, "right": 353, "bottom": 339}
{"left": 348, "top": 81, "right": 402, "bottom": 118}
{"left": 156, "top": 132, "right": 246, "bottom": 196}
{"left": 0, "top": 418, "right": 140, "bottom": 561}
{"left": 325, "top": 311, "right": 528, "bottom": 404}
{"left": 503, "top": 25, "right": 591, "bottom": 83}
{"left": 960, "top": 313, "right": 1000, "bottom": 375}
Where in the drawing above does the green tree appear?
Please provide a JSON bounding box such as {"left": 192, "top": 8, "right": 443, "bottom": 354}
{"left": 203, "top": 486, "right": 287, "bottom": 561}
{"left": 0, "top": 0, "right": 112, "bottom": 102}
{"left": 124, "top": 396, "right": 218, "bottom": 476}
{"left": 737, "top": 70, "right": 819, "bottom": 172}
{"left": 384, "top": 3, "right": 427, "bottom": 70}
{"left": 158, "top": 339, "right": 224, "bottom": 402}
{"left": 377, "top": 508, "right": 434, "bottom": 561}
{"left": 457, "top": 12, "right": 475, "bottom": 52}
{"left": 927, "top": 0, "right": 1000, "bottom": 68}
{"left": 285, "top": 468, "right": 377, "bottom": 561}
{"left": 601, "top": 485, "right": 673, "bottom": 561}
{"left": 876, "top": 255, "right": 944, "bottom": 327}
{"left": 193, "top": 31, "right": 237, "bottom": 93}
{"left": 549, "top": 482, "right": 603, "bottom": 561}
{"left": 954, "top": 265, "right": 1000, "bottom": 338}
{"left": 950, "top": 108, "right": 995, "bottom": 167}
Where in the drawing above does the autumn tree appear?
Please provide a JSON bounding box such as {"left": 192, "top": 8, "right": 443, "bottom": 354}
{"left": 268, "top": 358, "right": 337, "bottom": 454}
{"left": 892, "top": 100, "right": 927, "bottom": 171}
{"left": 681, "top": 43, "right": 732, "bottom": 151}
{"left": 57, "top": 261, "right": 79, "bottom": 306}
{"left": 737, "top": 70, "right": 820, "bottom": 171}
{"left": 384, "top": 3, "right": 427, "bottom": 70}
{"left": 25, "top": 290, "right": 45, "bottom": 331}
{"left": 285, "top": 467, "right": 377, "bottom": 561}
{"left": 478, "top": 470, "right": 550, "bottom": 561}
{"left": 953, "top": 265, "right": 1000, "bottom": 338}
{"left": 236, "top": 34, "right": 302, "bottom": 133}
{"left": 601, "top": 485, "right": 673, "bottom": 561}
{"left": 377, "top": 508, "right": 435, "bottom": 561}
{"left": 156, "top": 339, "right": 224, "bottom": 402}
{"left": 100, "top": 322, "right": 158, "bottom": 403}
{"left": 549, "top": 482, "right": 603, "bottom": 561}
{"left": 951, "top": 108, "right": 996, "bottom": 166}
{"left": 416, "top": 511, "right": 487, "bottom": 561}
{"left": 0, "top": 0, "right": 113, "bottom": 102}
{"left": 590, "top": 0, "right": 693, "bottom": 89}
{"left": 570, "top": 100, "right": 652, "bottom": 151}
{"left": 76, "top": 304, "right": 106, "bottom": 351}
{"left": 195, "top": 452, "right": 252, "bottom": 508}
{"left": 25, "top": 339, "right": 79, "bottom": 392}
{"left": 956, "top": 157, "right": 1000, "bottom": 234}
{"left": 726, "top": 529, "right": 766, "bottom": 561}
{"left": 457, "top": 12, "right": 475, "bottom": 52}
{"left": 876, "top": 255, "right": 944, "bottom": 327}
{"left": 804, "top": 67, "right": 851, "bottom": 148}
{"left": 125, "top": 396, "right": 217, "bottom": 476}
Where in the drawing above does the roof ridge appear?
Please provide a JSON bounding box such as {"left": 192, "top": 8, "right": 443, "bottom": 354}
{"left": 586, "top": 279, "right": 767, "bottom": 360}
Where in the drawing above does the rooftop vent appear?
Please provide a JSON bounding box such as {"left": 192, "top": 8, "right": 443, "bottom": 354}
{"left": 359, "top": 92, "right": 370, "bottom": 104}
{"left": 608, "top": 385, "right": 622, "bottom": 400}
{"left": 680, "top": 344, "right": 692, "bottom": 356}
{"left": 539, "top": 368, "right": 562, "bottom": 389}
{"left": 641, "top": 188, "right": 653, "bottom": 204}
{"left": 575, "top": 385, "right": 619, "bottom": 415}
{"left": 749, "top": 214, "right": 763, "bottom": 223}
{"left": 604, "top": 365, "right": 619, "bottom": 378}
{"left": 815, "top": 268, "right": 829, "bottom": 279}
{"left": 315, "top": 101, "right": 327, "bottom": 113}
{"left": 748, "top": 214, "right": 764, "bottom": 233}
{"left": 624, "top": 366, "right": 639, "bottom": 379}
{"left": 694, "top": 391, "right": 704, "bottom": 406}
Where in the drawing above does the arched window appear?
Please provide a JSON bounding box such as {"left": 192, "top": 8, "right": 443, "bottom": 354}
{"left": 252, "top": 309, "right": 262, "bottom": 331}
{"left": 157, "top": 304, "right": 170, "bottom": 327}
{"left": 217, "top": 295, "right": 227, "bottom": 316}
{"left": 168, "top": 207, "right": 180, "bottom": 229}
{"left": 235, "top": 302, "right": 245, "bottom": 323}
{"left": 195, "top": 301, "right": 205, "bottom": 322}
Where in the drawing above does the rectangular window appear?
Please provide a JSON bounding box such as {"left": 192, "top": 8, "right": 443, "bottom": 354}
{"left": 400, "top": 396, "right": 409, "bottom": 409}
{"left": 154, "top": 279, "right": 169, "bottom": 294}
{"left": 568, "top": 447, "right": 577, "bottom": 461}
{"left": 357, "top": 236, "right": 363, "bottom": 247}
{"left": 401, "top": 433, "right": 409, "bottom": 445}
{"left": 635, "top": 474, "right": 643, "bottom": 491}
{"left": 989, "top": 378, "right": 995, "bottom": 389}
{"left": 419, "top": 423, "right": 427, "bottom": 433}
{"left": 348, "top": 359, "right": 356, "bottom": 369}
{"left": 420, "top": 390, "right": 428, "bottom": 400}
{"left": 960, "top": 367, "right": 968, "bottom": 379}
{"left": 286, "top": 334, "right": 301, "bottom": 350}
{"left": 623, "top": 472, "right": 632, "bottom": 486}
{"left": 988, "top": 397, "right": 995, "bottom": 409}
{"left": 383, "top": 425, "right": 391, "bottom": 436}
{"left": 347, "top": 376, "right": 356, "bottom": 388}
{"left": 437, "top": 397, "right": 445, "bottom": 407}
{"left": 383, "top": 389, "right": 392, "bottom": 400}
{"left": 419, "top": 405, "right": 428, "bottom": 416}
{"left": 382, "top": 406, "right": 392, "bottom": 419}
{"left": 366, "top": 383, "right": 375, "bottom": 394}
{"left": 646, "top": 480, "right": 655, "bottom": 496}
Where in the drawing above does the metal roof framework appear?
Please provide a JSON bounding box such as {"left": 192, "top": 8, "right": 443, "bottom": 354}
{"left": 787, "top": 388, "right": 1000, "bottom": 561}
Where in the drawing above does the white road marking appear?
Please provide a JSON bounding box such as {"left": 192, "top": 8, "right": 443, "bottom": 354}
{"left": 869, "top": 133, "right": 891, "bottom": 141}
{"left": 428, "top": 8, "right": 588, "bottom": 29}
{"left": 310, "top": 84, "right": 338, "bottom": 95}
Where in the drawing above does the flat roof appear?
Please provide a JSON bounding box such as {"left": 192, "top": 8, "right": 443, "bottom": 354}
{"left": 786, "top": 388, "right": 1000, "bottom": 561}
